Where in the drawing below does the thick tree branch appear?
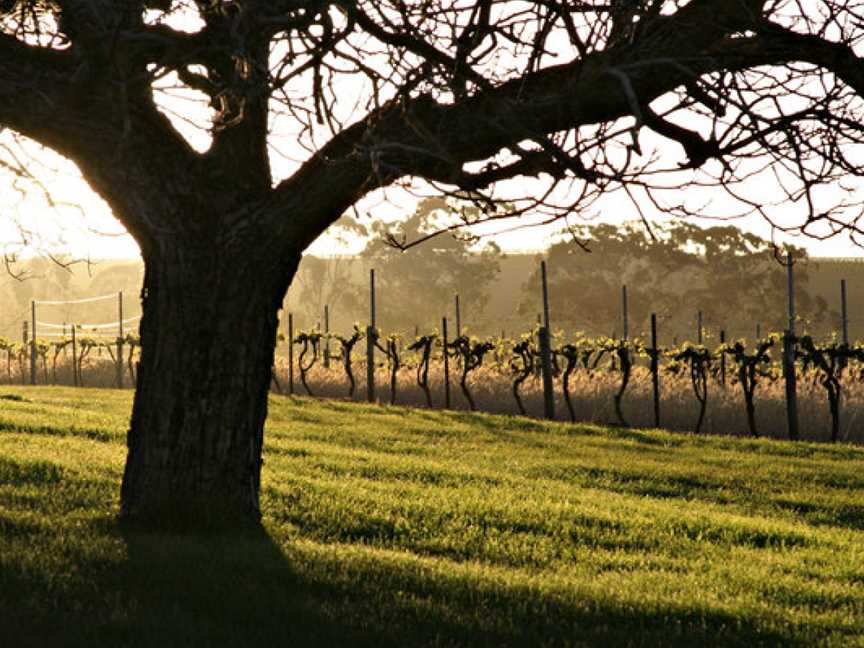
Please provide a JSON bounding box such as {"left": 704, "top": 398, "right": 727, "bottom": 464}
{"left": 266, "top": 0, "right": 864, "bottom": 254}
{"left": 0, "top": 26, "right": 211, "bottom": 253}
{"left": 0, "top": 32, "right": 76, "bottom": 138}
{"left": 642, "top": 105, "right": 721, "bottom": 169}
{"left": 753, "top": 24, "right": 864, "bottom": 97}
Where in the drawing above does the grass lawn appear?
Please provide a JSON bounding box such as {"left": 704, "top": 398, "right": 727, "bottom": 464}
{"left": 0, "top": 386, "right": 863, "bottom": 646}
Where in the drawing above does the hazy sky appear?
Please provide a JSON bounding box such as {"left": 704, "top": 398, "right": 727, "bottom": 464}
{"left": 2, "top": 96, "right": 862, "bottom": 261}
{"left": 2, "top": 133, "right": 861, "bottom": 264}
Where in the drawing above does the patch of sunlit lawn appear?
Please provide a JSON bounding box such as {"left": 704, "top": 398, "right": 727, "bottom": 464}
{"left": 1, "top": 387, "right": 862, "bottom": 646}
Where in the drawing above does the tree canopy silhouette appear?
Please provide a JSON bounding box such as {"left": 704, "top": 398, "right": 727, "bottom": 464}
{"left": 1, "top": 0, "right": 863, "bottom": 522}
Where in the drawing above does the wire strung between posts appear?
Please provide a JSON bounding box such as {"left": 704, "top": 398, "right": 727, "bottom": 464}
{"left": 36, "top": 332, "right": 119, "bottom": 339}
{"left": 34, "top": 293, "right": 117, "bottom": 306}
{"left": 35, "top": 315, "right": 141, "bottom": 330}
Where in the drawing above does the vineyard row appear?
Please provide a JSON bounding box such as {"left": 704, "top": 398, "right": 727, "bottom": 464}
{"left": 2, "top": 324, "right": 862, "bottom": 444}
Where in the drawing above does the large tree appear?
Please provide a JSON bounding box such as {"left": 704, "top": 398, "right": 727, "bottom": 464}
{"left": 1, "top": 0, "right": 863, "bottom": 521}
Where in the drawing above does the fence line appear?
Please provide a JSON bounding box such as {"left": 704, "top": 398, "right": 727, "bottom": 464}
{"left": 35, "top": 315, "right": 141, "bottom": 330}
{"left": 34, "top": 293, "right": 117, "bottom": 306}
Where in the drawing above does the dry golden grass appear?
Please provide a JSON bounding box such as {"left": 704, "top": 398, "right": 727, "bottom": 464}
{"left": 275, "top": 360, "right": 864, "bottom": 444}
{"left": 0, "top": 356, "right": 127, "bottom": 389}
{"left": 7, "top": 352, "right": 861, "bottom": 444}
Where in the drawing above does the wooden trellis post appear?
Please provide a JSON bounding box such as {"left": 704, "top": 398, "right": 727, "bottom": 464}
{"left": 30, "top": 301, "right": 36, "bottom": 385}
{"left": 71, "top": 324, "right": 78, "bottom": 388}
{"left": 116, "top": 291, "right": 124, "bottom": 388}
{"left": 650, "top": 313, "right": 660, "bottom": 428}
{"left": 539, "top": 261, "right": 555, "bottom": 420}
{"left": 288, "top": 313, "right": 294, "bottom": 395}
{"left": 21, "top": 321, "right": 28, "bottom": 386}
{"left": 622, "top": 285, "right": 629, "bottom": 341}
{"left": 442, "top": 316, "right": 451, "bottom": 409}
{"left": 323, "top": 304, "right": 331, "bottom": 369}
{"left": 840, "top": 279, "right": 850, "bottom": 371}
{"left": 367, "top": 269, "right": 376, "bottom": 403}
{"left": 841, "top": 279, "right": 849, "bottom": 345}
{"left": 783, "top": 251, "right": 799, "bottom": 441}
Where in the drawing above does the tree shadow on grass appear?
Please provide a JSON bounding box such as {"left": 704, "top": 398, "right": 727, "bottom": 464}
{"left": 101, "top": 520, "right": 368, "bottom": 647}
{"left": 3, "top": 516, "right": 377, "bottom": 648}
{"left": 1, "top": 513, "right": 817, "bottom": 648}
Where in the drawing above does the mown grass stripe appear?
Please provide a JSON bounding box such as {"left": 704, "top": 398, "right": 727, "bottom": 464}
{"left": 0, "top": 386, "right": 862, "bottom": 646}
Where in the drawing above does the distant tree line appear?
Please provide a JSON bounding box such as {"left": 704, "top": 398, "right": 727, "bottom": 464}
{"left": 0, "top": 207, "right": 843, "bottom": 343}
{"left": 519, "top": 222, "right": 834, "bottom": 340}
{"left": 286, "top": 204, "right": 837, "bottom": 341}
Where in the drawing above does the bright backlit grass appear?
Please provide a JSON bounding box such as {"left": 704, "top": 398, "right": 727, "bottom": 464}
{"left": 1, "top": 387, "right": 862, "bottom": 646}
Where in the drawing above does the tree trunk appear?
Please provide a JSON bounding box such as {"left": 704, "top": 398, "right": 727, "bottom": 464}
{"left": 120, "top": 237, "right": 300, "bottom": 521}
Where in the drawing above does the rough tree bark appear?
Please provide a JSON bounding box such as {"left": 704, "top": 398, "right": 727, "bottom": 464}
{"left": 120, "top": 231, "right": 301, "bottom": 518}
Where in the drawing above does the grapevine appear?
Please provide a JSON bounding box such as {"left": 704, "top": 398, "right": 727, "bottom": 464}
{"left": 123, "top": 333, "right": 140, "bottom": 385}
{"left": 598, "top": 337, "right": 635, "bottom": 428}
{"left": 509, "top": 337, "right": 536, "bottom": 416}
{"left": 294, "top": 329, "right": 323, "bottom": 396}
{"left": 797, "top": 336, "right": 864, "bottom": 443}
{"left": 448, "top": 335, "right": 494, "bottom": 411}
{"left": 375, "top": 333, "right": 402, "bottom": 405}
{"left": 407, "top": 334, "right": 436, "bottom": 408}
{"left": 0, "top": 337, "right": 16, "bottom": 382}
{"left": 51, "top": 338, "right": 71, "bottom": 384}
{"left": 722, "top": 337, "right": 775, "bottom": 438}
{"left": 672, "top": 343, "right": 712, "bottom": 434}
{"left": 333, "top": 325, "right": 364, "bottom": 398}
{"left": 33, "top": 339, "right": 50, "bottom": 382}
{"left": 554, "top": 342, "right": 580, "bottom": 423}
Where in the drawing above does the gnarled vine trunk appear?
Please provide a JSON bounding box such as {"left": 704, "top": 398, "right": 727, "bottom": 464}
{"left": 120, "top": 232, "right": 300, "bottom": 520}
